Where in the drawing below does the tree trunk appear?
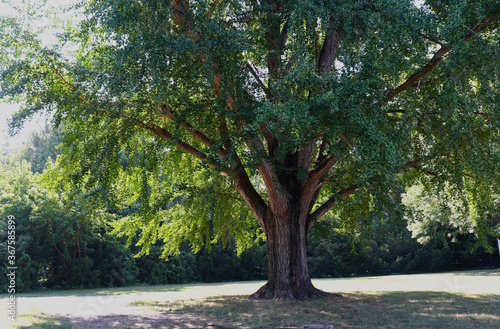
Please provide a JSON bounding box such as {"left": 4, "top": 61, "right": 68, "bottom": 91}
{"left": 251, "top": 206, "right": 327, "bottom": 300}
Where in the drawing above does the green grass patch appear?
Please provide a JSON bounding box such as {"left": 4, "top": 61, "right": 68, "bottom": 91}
{"left": 6, "top": 270, "right": 500, "bottom": 328}
{"left": 14, "top": 313, "right": 73, "bottom": 329}
{"left": 130, "top": 292, "right": 500, "bottom": 329}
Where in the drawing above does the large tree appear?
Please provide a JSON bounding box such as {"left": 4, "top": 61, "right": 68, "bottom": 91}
{"left": 1, "top": 0, "right": 500, "bottom": 299}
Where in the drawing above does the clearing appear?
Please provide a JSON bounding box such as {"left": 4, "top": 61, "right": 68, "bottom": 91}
{"left": 1, "top": 269, "right": 499, "bottom": 328}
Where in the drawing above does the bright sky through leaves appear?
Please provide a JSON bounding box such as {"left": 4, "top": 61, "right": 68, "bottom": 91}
{"left": 0, "top": 0, "right": 77, "bottom": 151}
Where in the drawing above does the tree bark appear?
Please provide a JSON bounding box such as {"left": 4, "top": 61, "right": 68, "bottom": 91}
{"left": 251, "top": 205, "right": 327, "bottom": 300}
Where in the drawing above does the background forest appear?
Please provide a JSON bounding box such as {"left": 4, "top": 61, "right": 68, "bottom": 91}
{"left": 1, "top": 128, "right": 498, "bottom": 292}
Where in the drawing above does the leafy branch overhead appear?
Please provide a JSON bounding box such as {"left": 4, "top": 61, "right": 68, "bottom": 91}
{"left": 1, "top": 0, "right": 499, "bottom": 299}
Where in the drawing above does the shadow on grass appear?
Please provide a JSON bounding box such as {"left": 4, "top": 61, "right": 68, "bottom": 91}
{"left": 15, "top": 312, "right": 175, "bottom": 329}
{"left": 15, "top": 291, "right": 500, "bottom": 329}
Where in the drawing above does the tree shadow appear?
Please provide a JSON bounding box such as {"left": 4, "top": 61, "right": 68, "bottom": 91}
{"left": 15, "top": 312, "right": 207, "bottom": 329}
{"left": 15, "top": 291, "right": 500, "bottom": 328}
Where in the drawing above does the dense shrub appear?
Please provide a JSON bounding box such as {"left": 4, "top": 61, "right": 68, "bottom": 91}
{"left": 1, "top": 161, "right": 497, "bottom": 292}
{"left": 134, "top": 244, "right": 199, "bottom": 285}
{"left": 306, "top": 219, "right": 499, "bottom": 278}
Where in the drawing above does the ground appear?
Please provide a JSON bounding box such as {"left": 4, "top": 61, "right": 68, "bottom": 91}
{"left": 1, "top": 269, "right": 499, "bottom": 328}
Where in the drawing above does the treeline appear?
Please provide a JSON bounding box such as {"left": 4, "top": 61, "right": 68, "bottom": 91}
{"left": 0, "top": 129, "right": 498, "bottom": 292}
{"left": 1, "top": 178, "right": 497, "bottom": 293}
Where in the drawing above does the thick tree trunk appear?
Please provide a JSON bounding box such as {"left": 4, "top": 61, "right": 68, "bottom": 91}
{"left": 251, "top": 207, "right": 327, "bottom": 300}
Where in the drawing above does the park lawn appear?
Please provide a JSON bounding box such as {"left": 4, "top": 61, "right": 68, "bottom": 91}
{"left": 4, "top": 269, "right": 500, "bottom": 328}
{"left": 132, "top": 291, "right": 500, "bottom": 328}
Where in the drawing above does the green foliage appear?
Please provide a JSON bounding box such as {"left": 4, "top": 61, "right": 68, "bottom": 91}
{"left": 403, "top": 181, "right": 499, "bottom": 252}
{"left": 0, "top": 157, "right": 139, "bottom": 291}
{"left": 0, "top": 147, "right": 496, "bottom": 292}
{"left": 133, "top": 244, "right": 199, "bottom": 285}
{"left": 1, "top": 0, "right": 499, "bottom": 281}
{"left": 307, "top": 217, "right": 498, "bottom": 278}
{"left": 18, "top": 125, "right": 62, "bottom": 174}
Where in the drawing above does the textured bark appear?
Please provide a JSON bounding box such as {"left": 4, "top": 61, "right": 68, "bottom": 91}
{"left": 251, "top": 205, "right": 327, "bottom": 300}
{"left": 318, "top": 16, "right": 341, "bottom": 76}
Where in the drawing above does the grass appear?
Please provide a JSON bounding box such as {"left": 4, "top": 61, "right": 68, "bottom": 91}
{"left": 3, "top": 269, "right": 500, "bottom": 328}
{"left": 132, "top": 292, "right": 500, "bottom": 328}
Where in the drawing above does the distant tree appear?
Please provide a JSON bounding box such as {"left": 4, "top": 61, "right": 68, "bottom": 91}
{"left": 1, "top": 0, "right": 499, "bottom": 299}
{"left": 18, "top": 125, "right": 62, "bottom": 174}
{"left": 403, "top": 182, "right": 499, "bottom": 252}
{"left": 0, "top": 159, "right": 138, "bottom": 291}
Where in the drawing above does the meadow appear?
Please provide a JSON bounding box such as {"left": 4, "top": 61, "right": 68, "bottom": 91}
{"left": 1, "top": 269, "right": 499, "bottom": 328}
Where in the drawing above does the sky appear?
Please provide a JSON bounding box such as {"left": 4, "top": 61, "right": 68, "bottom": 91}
{"left": 0, "top": 104, "right": 47, "bottom": 152}
{"left": 0, "top": 0, "right": 74, "bottom": 153}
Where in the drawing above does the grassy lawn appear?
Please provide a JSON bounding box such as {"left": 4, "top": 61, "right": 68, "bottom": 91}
{"left": 3, "top": 269, "right": 500, "bottom": 329}
{"left": 130, "top": 292, "right": 500, "bottom": 328}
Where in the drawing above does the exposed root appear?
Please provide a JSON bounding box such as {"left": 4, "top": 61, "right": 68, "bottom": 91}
{"left": 249, "top": 282, "right": 341, "bottom": 301}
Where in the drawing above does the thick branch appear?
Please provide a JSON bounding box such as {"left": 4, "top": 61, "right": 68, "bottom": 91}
{"left": 308, "top": 183, "right": 360, "bottom": 230}
{"left": 234, "top": 165, "right": 268, "bottom": 228}
{"left": 171, "top": 0, "right": 193, "bottom": 34}
{"left": 122, "top": 116, "right": 228, "bottom": 172}
{"left": 247, "top": 61, "right": 272, "bottom": 99}
{"left": 315, "top": 135, "right": 327, "bottom": 163}
{"left": 260, "top": 124, "right": 278, "bottom": 157}
{"left": 417, "top": 31, "right": 444, "bottom": 46}
{"left": 247, "top": 135, "right": 288, "bottom": 214}
{"left": 385, "top": 47, "right": 449, "bottom": 102}
{"left": 401, "top": 158, "right": 437, "bottom": 176}
{"left": 297, "top": 139, "right": 316, "bottom": 174}
{"left": 299, "top": 152, "right": 337, "bottom": 227}
{"left": 308, "top": 156, "right": 437, "bottom": 228}
{"left": 52, "top": 62, "right": 231, "bottom": 175}
{"left": 266, "top": 1, "right": 284, "bottom": 79}
{"left": 206, "top": 0, "right": 220, "bottom": 19}
{"left": 307, "top": 154, "right": 337, "bottom": 185}
{"left": 318, "top": 16, "right": 341, "bottom": 76}
{"left": 161, "top": 104, "right": 229, "bottom": 158}
{"left": 385, "top": 14, "right": 498, "bottom": 102}
{"left": 218, "top": 115, "right": 231, "bottom": 151}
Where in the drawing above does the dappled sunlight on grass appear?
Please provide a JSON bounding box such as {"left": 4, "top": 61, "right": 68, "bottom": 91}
{"left": 4, "top": 270, "right": 500, "bottom": 328}
{"left": 11, "top": 313, "right": 73, "bottom": 329}
{"left": 132, "top": 292, "right": 500, "bottom": 328}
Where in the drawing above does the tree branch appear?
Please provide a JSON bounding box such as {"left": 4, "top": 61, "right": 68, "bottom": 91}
{"left": 297, "top": 139, "right": 316, "bottom": 174}
{"left": 217, "top": 115, "right": 231, "bottom": 151}
{"left": 400, "top": 158, "right": 438, "bottom": 176}
{"left": 315, "top": 135, "right": 327, "bottom": 163}
{"left": 51, "top": 56, "right": 233, "bottom": 177}
{"left": 233, "top": 164, "right": 268, "bottom": 228}
{"left": 307, "top": 156, "right": 440, "bottom": 228}
{"left": 417, "top": 30, "right": 445, "bottom": 46}
{"left": 206, "top": 0, "right": 220, "bottom": 19}
{"left": 307, "top": 154, "right": 337, "bottom": 185}
{"left": 318, "top": 16, "right": 341, "bottom": 76}
{"left": 247, "top": 61, "right": 272, "bottom": 99}
{"left": 384, "top": 14, "right": 498, "bottom": 103}
{"left": 308, "top": 183, "right": 360, "bottom": 230}
{"left": 160, "top": 104, "right": 229, "bottom": 158}
{"left": 247, "top": 134, "right": 288, "bottom": 214}
{"left": 389, "top": 108, "right": 500, "bottom": 120}
{"left": 119, "top": 114, "right": 228, "bottom": 173}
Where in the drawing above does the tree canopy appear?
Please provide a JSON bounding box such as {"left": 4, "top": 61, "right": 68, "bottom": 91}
{"left": 1, "top": 0, "right": 499, "bottom": 299}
